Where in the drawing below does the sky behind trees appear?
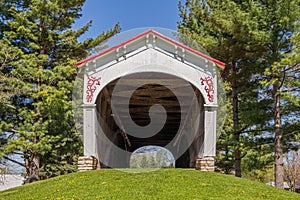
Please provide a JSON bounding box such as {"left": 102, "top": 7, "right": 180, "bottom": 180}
{"left": 73, "top": 0, "right": 181, "bottom": 40}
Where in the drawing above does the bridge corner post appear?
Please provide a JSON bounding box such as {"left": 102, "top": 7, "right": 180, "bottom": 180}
{"left": 78, "top": 104, "right": 99, "bottom": 171}
{"left": 196, "top": 105, "right": 217, "bottom": 172}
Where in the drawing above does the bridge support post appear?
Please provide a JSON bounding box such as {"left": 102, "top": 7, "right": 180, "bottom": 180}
{"left": 196, "top": 105, "right": 217, "bottom": 172}
{"left": 78, "top": 104, "right": 99, "bottom": 171}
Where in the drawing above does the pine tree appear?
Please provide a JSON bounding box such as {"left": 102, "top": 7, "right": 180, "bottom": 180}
{"left": 178, "top": 0, "right": 270, "bottom": 177}
{"left": 258, "top": 0, "right": 299, "bottom": 188}
{"left": 178, "top": 0, "right": 300, "bottom": 187}
{"left": 0, "top": 0, "right": 120, "bottom": 182}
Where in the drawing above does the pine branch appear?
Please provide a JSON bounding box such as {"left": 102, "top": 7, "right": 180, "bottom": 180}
{"left": 2, "top": 156, "right": 25, "bottom": 168}
{"left": 283, "top": 131, "right": 300, "bottom": 139}
{"left": 240, "top": 128, "right": 272, "bottom": 134}
{"left": 281, "top": 88, "right": 300, "bottom": 93}
{"left": 284, "top": 62, "right": 300, "bottom": 72}
{"left": 12, "top": 152, "right": 23, "bottom": 156}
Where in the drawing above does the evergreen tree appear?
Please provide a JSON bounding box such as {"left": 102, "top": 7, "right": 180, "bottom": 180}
{"left": 0, "top": 0, "right": 120, "bottom": 182}
{"left": 178, "top": 0, "right": 299, "bottom": 188}
{"left": 258, "top": 0, "right": 299, "bottom": 188}
{"left": 178, "top": 0, "right": 270, "bottom": 177}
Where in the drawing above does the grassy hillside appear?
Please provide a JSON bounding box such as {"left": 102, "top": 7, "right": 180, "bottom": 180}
{"left": 0, "top": 169, "right": 299, "bottom": 200}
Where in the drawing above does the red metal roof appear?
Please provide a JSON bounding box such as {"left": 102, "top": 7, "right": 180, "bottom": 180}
{"left": 76, "top": 29, "right": 225, "bottom": 69}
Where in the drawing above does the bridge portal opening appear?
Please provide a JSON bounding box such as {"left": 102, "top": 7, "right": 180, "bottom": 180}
{"left": 95, "top": 72, "right": 204, "bottom": 168}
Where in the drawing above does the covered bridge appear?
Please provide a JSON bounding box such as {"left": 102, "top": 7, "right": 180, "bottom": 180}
{"left": 76, "top": 29, "right": 225, "bottom": 171}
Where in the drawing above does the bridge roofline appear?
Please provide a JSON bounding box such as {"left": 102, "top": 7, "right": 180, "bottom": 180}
{"left": 76, "top": 29, "right": 225, "bottom": 69}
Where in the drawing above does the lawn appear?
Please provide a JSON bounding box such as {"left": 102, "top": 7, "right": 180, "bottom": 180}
{"left": 0, "top": 169, "right": 299, "bottom": 200}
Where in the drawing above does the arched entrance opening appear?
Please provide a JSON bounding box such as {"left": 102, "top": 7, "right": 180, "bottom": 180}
{"left": 95, "top": 72, "right": 204, "bottom": 168}
{"left": 130, "top": 145, "right": 175, "bottom": 168}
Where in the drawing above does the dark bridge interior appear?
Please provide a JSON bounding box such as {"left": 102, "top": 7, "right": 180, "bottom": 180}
{"left": 96, "top": 72, "right": 204, "bottom": 168}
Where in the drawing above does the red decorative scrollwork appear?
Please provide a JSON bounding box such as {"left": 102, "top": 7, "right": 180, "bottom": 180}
{"left": 200, "top": 76, "right": 214, "bottom": 102}
{"left": 86, "top": 76, "right": 101, "bottom": 103}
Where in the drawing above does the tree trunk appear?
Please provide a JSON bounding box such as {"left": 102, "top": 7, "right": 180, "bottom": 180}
{"left": 273, "top": 81, "right": 284, "bottom": 189}
{"left": 24, "top": 135, "right": 41, "bottom": 183}
{"left": 25, "top": 152, "right": 41, "bottom": 183}
{"left": 231, "top": 64, "right": 241, "bottom": 177}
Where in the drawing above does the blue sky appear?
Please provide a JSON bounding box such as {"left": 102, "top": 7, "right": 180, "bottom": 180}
{"left": 74, "top": 0, "right": 182, "bottom": 40}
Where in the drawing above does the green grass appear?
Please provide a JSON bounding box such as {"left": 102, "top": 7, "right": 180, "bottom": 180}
{"left": 0, "top": 169, "right": 299, "bottom": 200}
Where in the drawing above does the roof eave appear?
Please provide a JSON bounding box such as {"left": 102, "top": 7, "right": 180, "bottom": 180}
{"left": 76, "top": 29, "right": 226, "bottom": 69}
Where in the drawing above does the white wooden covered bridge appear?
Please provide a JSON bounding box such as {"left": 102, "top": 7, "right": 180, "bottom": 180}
{"left": 75, "top": 29, "right": 225, "bottom": 171}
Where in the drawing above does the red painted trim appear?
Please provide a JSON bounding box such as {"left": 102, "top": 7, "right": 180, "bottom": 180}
{"left": 86, "top": 76, "right": 101, "bottom": 103}
{"left": 76, "top": 29, "right": 226, "bottom": 69}
{"left": 200, "top": 76, "right": 214, "bottom": 102}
